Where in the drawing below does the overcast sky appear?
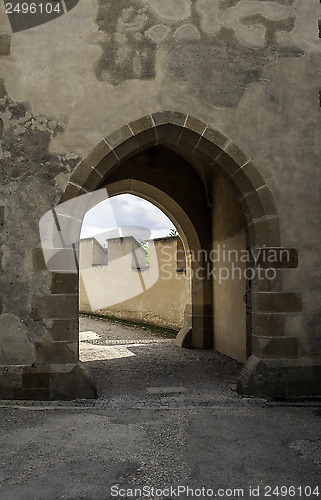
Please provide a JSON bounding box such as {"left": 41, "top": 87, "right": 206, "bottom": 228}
{"left": 80, "top": 194, "right": 175, "bottom": 245}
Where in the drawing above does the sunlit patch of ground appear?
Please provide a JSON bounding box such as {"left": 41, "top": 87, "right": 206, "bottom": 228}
{"left": 80, "top": 330, "right": 137, "bottom": 361}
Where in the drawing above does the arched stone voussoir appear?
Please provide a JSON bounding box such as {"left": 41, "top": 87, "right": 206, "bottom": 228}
{"left": 239, "top": 186, "right": 278, "bottom": 223}
{"left": 224, "top": 141, "right": 252, "bottom": 167}
{"left": 112, "top": 135, "right": 141, "bottom": 161}
{"left": 94, "top": 150, "right": 120, "bottom": 179}
{"left": 193, "top": 135, "right": 224, "bottom": 165}
{"left": 128, "top": 115, "right": 158, "bottom": 148}
{"left": 78, "top": 168, "right": 103, "bottom": 193}
{"left": 63, "top": 140, "right": 112, "bottom": 202}
{"left": 151, "top": 110, "right": 187, "bottom": 127}
{"left": 69, "top": 158, "right": 100, "bottom": 190}
{"left": 214, "top": 141, "right": 251, "bottom": 178}
{"left": 226, "top": 159, "right": 268, "bottom": 201}
{"left": 61, "top": 183, "right": 88, "bottom": 203}
{"left": 80, "top": 140, "right": 112, "bottom": 169}
{"left": 248, "top": 216, "right": 281, "bottom": 248}
{"left": 104, "top": 124, "right": 139, "bottom": 162}
{"left": 155, "top": 123, "right": 185, "bottom": 146}
{"left": 185, "top": 115, "right": 207, "bottom": 136}
{"left": 104, "top": 124, "right": 134, "bottom": 150}
{"left": 216, "top": 142, "right": 248, "bottom": 176}
{"left": 187, "top": 125, "right": 229, "bottom": 165}
{"left": 203, "top": 125, "right": 229, "bottom": 150}
{"left": 228, "top": 168, "right": 258, "bottom": 199}
{"left": 241, "top": 161, "right": 266, "bottom": 190}
{"left": 130, "top": 129, "right": 158, "bottom": 149}
{"left": 212, "top": 149, "right": 240, "bottom": 179}
{"left": 178, "top": 127, "right": 206, "bottom": 151}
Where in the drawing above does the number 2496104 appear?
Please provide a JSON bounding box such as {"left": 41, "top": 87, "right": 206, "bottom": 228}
{"left": 5, "top": 3, "right": 61, "bottom": 14}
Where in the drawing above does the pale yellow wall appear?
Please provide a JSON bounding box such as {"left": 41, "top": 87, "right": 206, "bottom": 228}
{"left": 93, "top": 240, "right": 107, "bottom": 266}
{"left": 108, "top": 237, "right": 147, "bottom": 269}
{"left": 79, "top": 239, "right": 95, "bottom": 269}
{"left": 212, "top": 177, "right": 247, "bottom": 363}
{"left": 79, "top": 237, "right": 190, "bottom": 330}
{"left": 79, "top": 238, "right": 107, "bottom": 269}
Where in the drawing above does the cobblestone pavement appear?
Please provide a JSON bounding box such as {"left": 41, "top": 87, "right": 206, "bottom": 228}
{"left": 0, "top": 316, "right": 320, "bottom": 500}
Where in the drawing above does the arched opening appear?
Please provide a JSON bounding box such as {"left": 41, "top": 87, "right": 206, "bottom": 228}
{"left": 78, "top": 193, "right": 191, "bottom": 333}
{"left": 36, "top": 111, "right": 293, "bottom": 399}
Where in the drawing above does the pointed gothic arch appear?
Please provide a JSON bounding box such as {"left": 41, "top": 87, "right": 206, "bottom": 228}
{"left": 30, "top": 111, "right": 301, "bottom": 399}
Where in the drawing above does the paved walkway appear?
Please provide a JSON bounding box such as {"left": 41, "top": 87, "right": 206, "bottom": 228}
{"left": 0, "top": 316, "right": 320, "bottom": 500}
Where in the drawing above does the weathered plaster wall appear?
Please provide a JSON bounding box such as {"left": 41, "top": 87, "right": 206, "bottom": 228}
{"left": 0, "top": 83, "right": 81, "bottom": 370}
{"left": 1, "top": 1, "right": 318, "bottom": 155}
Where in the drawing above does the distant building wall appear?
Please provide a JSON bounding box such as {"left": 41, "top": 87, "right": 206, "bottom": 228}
{"left": 79, "top": 238, "right": 107, "bottom": 268}
{"left": 79, "top": 236, "right": 190, "bottom": 330}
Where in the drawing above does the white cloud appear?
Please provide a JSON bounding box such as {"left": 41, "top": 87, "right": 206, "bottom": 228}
{"left": 80, "top": 194, "right": 175, "bottom": 242}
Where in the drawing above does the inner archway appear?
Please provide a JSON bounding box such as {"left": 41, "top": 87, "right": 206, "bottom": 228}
{"left": 78, "top": 192, "right": 191, "bottom": 333}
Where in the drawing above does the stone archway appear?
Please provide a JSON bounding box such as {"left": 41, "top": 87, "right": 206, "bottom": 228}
{"left": 27, "top": 111, "right": 300, "bottom": 400}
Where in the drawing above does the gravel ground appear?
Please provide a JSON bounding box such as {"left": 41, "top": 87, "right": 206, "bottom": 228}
{"left": 0, "top": 316, "right": 320, "bottom": 500}
{"left": 79, "top": 315, "right": 243, "bottom": 402}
